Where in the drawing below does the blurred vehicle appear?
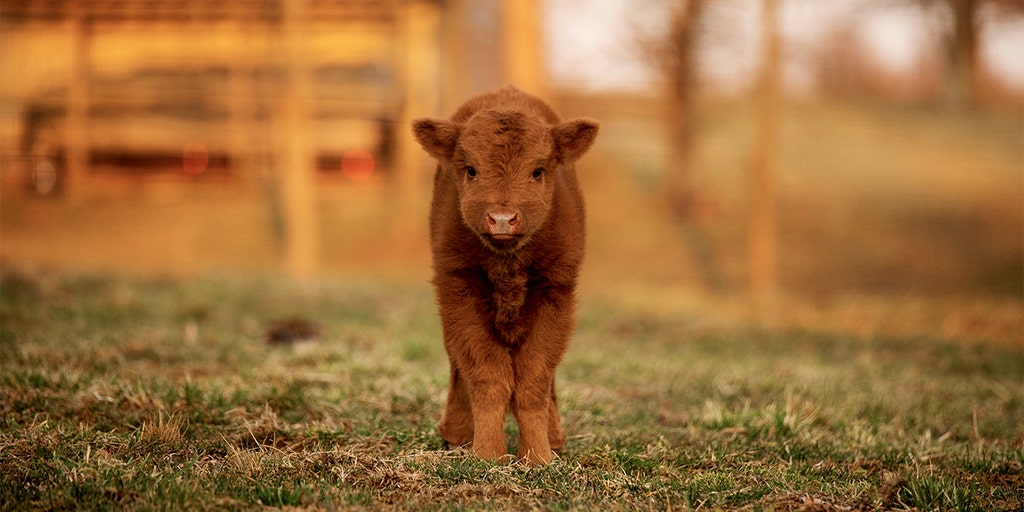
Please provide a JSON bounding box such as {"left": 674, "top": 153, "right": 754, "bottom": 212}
{"left": 20, "top": 64, "right": 400, "bottom": 195}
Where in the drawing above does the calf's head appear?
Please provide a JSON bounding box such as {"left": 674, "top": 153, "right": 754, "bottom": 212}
{"left": 413, "top": 109, "right": 598, "bottom": 252}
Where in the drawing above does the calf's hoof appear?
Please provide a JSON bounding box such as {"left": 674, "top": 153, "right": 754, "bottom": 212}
{"left": 472, "top": 443, "right": 509, "bottom": 461}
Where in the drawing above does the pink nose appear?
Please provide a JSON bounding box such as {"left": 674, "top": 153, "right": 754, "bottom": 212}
{"left": 486, "top": 210, "right": 520, "bottom": 235}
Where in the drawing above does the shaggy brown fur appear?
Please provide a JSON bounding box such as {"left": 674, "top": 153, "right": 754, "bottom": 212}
{"left": 412, "top": 86, "right": 599, "bottom": 464}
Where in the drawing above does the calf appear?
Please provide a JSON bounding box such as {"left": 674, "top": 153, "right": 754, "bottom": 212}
{"left": 412, "top": 86, "right": 599, "bottom": 464}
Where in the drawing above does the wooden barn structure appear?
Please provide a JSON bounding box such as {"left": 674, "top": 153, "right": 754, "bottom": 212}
{"left": 0, "top": 0, "right": 545, "bottom": 275}
{"left": 1, "top": 0, "right": 546, "bottom": 187}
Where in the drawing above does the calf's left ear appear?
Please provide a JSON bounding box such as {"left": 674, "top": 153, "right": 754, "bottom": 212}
{"left": 552, "top": 117, "right": 600, "bottom": 163}
{"left": 412, "top": 118, "right": 460, "bottom": 161}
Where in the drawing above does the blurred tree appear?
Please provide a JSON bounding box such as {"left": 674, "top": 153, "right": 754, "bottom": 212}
{"left": 639, "top": 0, "right": 784, "bottom": 299}
{"left": 895, "top": 0, "right": 1023, "bottom": 107}
{"left": 947, "top": 0, "right": 1024, "bottom": 107}
{"left": 947, "top": 0, "right": 980, "bottom": 107}
{"left": 635, "top": 0, "right": 729, "bottom": 293}
{"left": 662, "top": 0, "right": 706, "bottom": 215}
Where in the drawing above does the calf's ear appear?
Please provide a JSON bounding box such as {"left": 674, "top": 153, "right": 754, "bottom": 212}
{"left": 412, "top": 118, "right": 459, "bottom": 161}
{"left": 552, "top": 117, "right": 600, "bottom": 163}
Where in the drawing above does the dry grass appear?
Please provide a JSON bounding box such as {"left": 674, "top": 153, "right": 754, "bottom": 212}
{"left": 1, "top": 269, "right": 1021, "bottom": 510}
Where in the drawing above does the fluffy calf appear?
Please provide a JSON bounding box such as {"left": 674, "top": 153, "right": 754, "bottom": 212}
{"left": 412, "top": 86, "right": 599, "bottom": 464}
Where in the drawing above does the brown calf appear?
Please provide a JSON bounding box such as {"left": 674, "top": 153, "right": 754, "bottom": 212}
{"left": 412, "top": 86, "right": 599, "bottom": 464}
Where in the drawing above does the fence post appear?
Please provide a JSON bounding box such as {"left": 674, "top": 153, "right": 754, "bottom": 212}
{"left": 65, "top": 3, "right": 90, "bottom": 199}
{"left": 748, "top": 0, "right": 780, "bottom": 306}
{"left": 280, "top": 0, "right": 318, "bottom": 278}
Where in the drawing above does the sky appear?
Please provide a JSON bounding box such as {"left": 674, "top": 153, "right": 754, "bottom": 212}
{"left": 543, "top": 0, "right": 1024, "bottom": 94}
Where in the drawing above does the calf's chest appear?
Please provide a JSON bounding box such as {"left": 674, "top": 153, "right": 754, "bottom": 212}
{"left": 483, "top": 266, "right": 535, "bottom": 345}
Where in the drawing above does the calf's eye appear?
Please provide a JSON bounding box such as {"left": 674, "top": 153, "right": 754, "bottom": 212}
{"left": 532, "top": 168, "right": 544, "bottom": 180}
{"left": 465, "top": 166, "right": 477, "bottom": 178}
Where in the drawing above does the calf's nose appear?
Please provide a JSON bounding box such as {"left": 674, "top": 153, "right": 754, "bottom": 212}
{"left": 486, "top": 209, "right": 520, "bottom": 235}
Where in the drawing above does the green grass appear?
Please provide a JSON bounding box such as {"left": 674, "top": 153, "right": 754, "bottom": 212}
{"left": 1, "top": 270, "right": 1022, "bottom": 510}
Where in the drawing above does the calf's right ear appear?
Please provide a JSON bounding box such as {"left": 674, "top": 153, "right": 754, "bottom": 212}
{"left": 412, "top": 119, "right": 459, "bottom": 161}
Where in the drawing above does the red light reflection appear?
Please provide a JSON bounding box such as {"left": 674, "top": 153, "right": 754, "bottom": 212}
{"left": 182, "top": 143, "right": 209, "bottom": 175}
{"left": 341, "top": 149, "right": 374, "bottom": 181}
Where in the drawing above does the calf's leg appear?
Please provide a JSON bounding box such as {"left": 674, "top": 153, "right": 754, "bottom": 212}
{"left": 547, "top": 378, "right": 566, "bottom": 452}
{"left": 436, "top": 276, "right": 514, "bottom": 461}
{"left": 510, "top": 363, "right": 555, "bottom": 464}
{"left": 511, "top": 294, "right": 572, "bottom": 464}
{"left": 439, "top": 364, "right": 473, "bottom": 448}
{"left": 465, "top": 361, "right": 513, "bottom": 460}
{"left": 510, "top": 333, "right": 566, "bottom": 463}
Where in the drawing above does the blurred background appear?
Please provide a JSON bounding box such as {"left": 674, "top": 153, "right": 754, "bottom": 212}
{"left": 1, "top": 0, "right": 1021, "bottom": 342}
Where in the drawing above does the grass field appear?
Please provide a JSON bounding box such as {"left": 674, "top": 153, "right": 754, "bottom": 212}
{"left": 1, "top": 94, "right": 1021, "bottom": 509}
{"left": 2, "top": 269, "right": 1021, "bottom": 510}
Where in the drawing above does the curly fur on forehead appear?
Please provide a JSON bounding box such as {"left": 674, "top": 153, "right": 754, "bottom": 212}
{"left": 460, "top": 109, "right": 552, "bottom": 165}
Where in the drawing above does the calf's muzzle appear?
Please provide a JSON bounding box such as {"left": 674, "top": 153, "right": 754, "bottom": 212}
{"left": 486, "top": 209, "right": 520, "bottom": 237}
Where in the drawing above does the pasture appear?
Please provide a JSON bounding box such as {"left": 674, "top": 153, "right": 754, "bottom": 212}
{"left": 1, "top": 96, "right": 1022, "bottom": 509}
{"left": 1, "top": 270, "right": 1021, "bottom": 510}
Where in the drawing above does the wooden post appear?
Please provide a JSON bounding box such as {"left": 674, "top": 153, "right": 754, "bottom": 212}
{"left": 393, "top": 0, "right": 441, "bottom": 239}
{"left": 499, "top": 0, "right": 547, "bottom": 97}
{"left": 748, "top": 0, "right": 780, "bottom": 305}
{"left": 229, "top": 14, "right": 261, "bottom": 189}
{"left": 65, "top": 2, "right": 90, "bottom": 198}
{"left": 441, "top": 0, "right": 470, "bottom": 114}
{"left": 279, "top": 0, "right": 318, "bottom": 278}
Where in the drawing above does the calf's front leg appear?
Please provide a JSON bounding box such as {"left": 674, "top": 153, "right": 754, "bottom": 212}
{"left": 510, "top": 301, "right": 572, "bottom": 464}
{"left": 510, "top": 359, "right": 555, "bottom": 464}
{"left": 439, "top": 364, "right": 473, "bottom": 448}
{"left": 512, "top": 288, "right": 577, "bottom": 464}
{"left": 444, "top": 337, "right": 514, "bottom": 460}
{"left": 437, "top": 276, "right": 515, "bottom": 460}
{"left": 465, "top": 361, "right": 513, "bottom": 460}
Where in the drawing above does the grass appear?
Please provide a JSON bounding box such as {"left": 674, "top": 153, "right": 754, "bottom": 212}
{"left": 1, "top": 269, "right": 1021, "bottom": 510}
{"left": 1, "top": 94, "right": 1021, "bottom": 509}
